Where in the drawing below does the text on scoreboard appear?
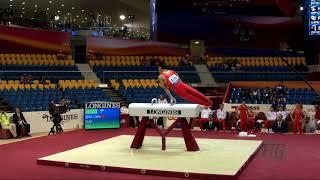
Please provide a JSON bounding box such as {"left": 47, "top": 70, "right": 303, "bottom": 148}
{"left": 84, "top": 102, "right": 121, "bottom": 129}
{"left": 308, "top": 0, "right": 320, "bottom": 36}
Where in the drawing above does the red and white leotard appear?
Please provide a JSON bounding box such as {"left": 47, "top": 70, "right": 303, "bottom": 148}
{"left": 160, "top": 70, "right": 212, "bottom": 107}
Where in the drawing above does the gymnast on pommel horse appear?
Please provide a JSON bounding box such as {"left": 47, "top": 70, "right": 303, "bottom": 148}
{"left": 129, "top": 63, "right": 213, "bottom": 151}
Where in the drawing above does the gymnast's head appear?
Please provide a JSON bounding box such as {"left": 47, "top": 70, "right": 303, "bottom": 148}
{"left": 157, "top": 62, "right": 168, "bottom": 73}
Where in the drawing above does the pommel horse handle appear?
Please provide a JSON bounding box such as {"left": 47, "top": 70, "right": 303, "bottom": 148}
{"left": 129, "top": 103, "right": 200, "bottom": 151}
{"left": 151, "top": 98, "right": 157, "bottom": 106}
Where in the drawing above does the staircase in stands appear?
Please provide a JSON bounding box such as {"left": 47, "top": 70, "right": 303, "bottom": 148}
{"left": 76, "top": 63, "right": 127, "bottom": 104}
{"left": 102, "top": 88, "right": 127, "bottom": 106}
{"left": 76, "top": 64, "right": 101, "bottom": 84}
{"left": 194, "top": 64, "right": 217, "bottom": 87}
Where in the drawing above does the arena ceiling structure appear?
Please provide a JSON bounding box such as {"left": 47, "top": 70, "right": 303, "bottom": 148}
{"left": 0, "top": 0, "right": 150, "bottom": 37}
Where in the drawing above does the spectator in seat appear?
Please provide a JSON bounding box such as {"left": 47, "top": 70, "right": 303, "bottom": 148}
{"left": 21, "top": 74, "right": 29, "bottom": 84}
{"left": 199, "top": 106, "right": 212, "bottom": 131}
{"left": 272, "top": 114, "right": 288, "bottom": 133}
{"left": 315, "top": 104, "right": 320, "bottom": 130}
{"left": 251, "top": 89, "right": 259, "bottom": 100}
{"left": 57, "top": 50, "right": 66, "bottom": 60}
{"left": 0, "top": 109, "right": 17, "bottom": 138}
{"left": 181, "top": 55, "right": 190, "bottom": 66}
{"left": 265, "top": 106, "right": 277, "bottom": 132}
{"left": 215, "top": 104, "right": 226, "bottom": 131}
{"left": 290, "top": 104, "right": 307, "bottom": 134}
{"left": 156, "top": 95, "right": 168, "bottom": 128}
{"left": 237, "top": 101, "right": 250, "bottom": 132}
{"left": 13, "top": 107, "right": 30, "bottom": 137}
{"left": 27, "top": 75, "right": 32, "bottom": 84}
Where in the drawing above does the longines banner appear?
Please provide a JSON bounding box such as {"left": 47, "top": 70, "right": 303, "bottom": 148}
{"left": 223, "top": 103, "right": 316, "bottom": 118}
{"left": 8, "top": 109, "right": 84, "bottom": 134}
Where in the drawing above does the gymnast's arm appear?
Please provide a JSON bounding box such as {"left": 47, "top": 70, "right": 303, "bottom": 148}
{"left": 158, "top": 75, "right": 176, "bottom": 104}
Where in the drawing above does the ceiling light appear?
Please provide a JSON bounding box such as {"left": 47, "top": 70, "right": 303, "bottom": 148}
{"left": 34, "top": 10, "right": 37, "bottom": 12}
{"left": 74, "top": 19, "right": 76, "bottom": 21}
{"left": 49, "top": 0, "right": 52, "bottom": 3}
{"left": 76, "top": 15, "right": 79, "bottom": 18}
{"left": 57, "top": 10, "right": 60, "bottom": 13}
{"left": 67, "top": 13, "right": 70, "bottom": 15}
{"left": 46, "top": 8, "right": 49, "bottom": 10}
{"left": 9, "top": 4, "right": 12, "bottom": 7}
{"left": 54, "top": 15, "right": 59, "bottom": 21}
{"left": 22, "top": 7, "right": 24, "bottom": 9}
{"left": 22, "top": 2, "right": 25, "bottom": 5}
{"left": 9, "top": 0, "right": 13, "bottom": 1}
{"left": 82, "top": 21, "right": 84, "bottom": 23}
{"left": 300, "top": 6, "right": 304, "bottom": 11}
{"left": 194, "top": 41, "right": 200, "bottom": 44}
{"left": 31, "top": 18, "right": 34, "bottom": 20}
{"left": 85, "top": 17, "right": 87, "bottom": 20}
{"left": 22, "top": 11, "right": 25, "bottom": 14}
{"left": 72, "top": 7, "right": 75, "bottom": 10}
{"left": 119, "top": 15, "right": 125, "bottom": 20}
{"left": 82, "top": 9, "right": 84, "bottom": 12}
{"left": 35, "top": 4, "right": 37, "bottom": 7}
{"left": 61, "top": 4, "right": 64, "bottom": 7}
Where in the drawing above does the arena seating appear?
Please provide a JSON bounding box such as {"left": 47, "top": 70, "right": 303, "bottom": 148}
{"left": 111, "top": 79, "right": 188, "bottom": 104}
{"left": 213, "top": 72, "right": 308, "bottom": 82}
{"left": 0, "top": 80, "right": 110, "bottom": 112}
{"left": 207, "top": 56, "right": 309, "bottom": 82}
{"left": 90, "top": 56, "right": 200, "bottom": 84}
{"left": 207, "top": 56, "right": 307, "bottom": 70}
{"left": 228, "top": 87, "right": 316, "bottom": 105}
{"left": 0, "top": 54, "right": 83, "bottom": 82}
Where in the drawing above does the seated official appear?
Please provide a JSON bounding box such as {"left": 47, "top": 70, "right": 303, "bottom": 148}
{"left": 276, "top": 106, "right": 288, "bottom": 120}
{"left": 13, "top": 108, "right": 30, "bottom": 137}
{"left": 199, "top": 106, "right": 212, "bottom": 131}
{"left": 214, "top": 104, "right": 226, "bottom": 131}
{"left": 272, "top": 114, "right": 288, "bottom": 133}
{"left": 265, "top": 106, "right": 277, "bottom": 132}
{"left": 0, "top": 109, "right": 17, "bottom": 138}
{"left": 304, "top": 117, "right": 316, "bottom": 133}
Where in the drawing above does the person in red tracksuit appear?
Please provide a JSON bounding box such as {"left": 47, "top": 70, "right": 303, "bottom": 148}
{"left": 290, "top": 103, "right": 306, "bottom": 134}
{"left": 237, "top": 101, "right": 250, "bottom": 132}
{"left": 157, "top": 62, "right": 213, "bottom": 106}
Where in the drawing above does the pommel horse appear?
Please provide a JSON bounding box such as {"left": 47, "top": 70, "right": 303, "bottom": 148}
{"left": 129, "top": 101, "right": 200, "bottom": 151}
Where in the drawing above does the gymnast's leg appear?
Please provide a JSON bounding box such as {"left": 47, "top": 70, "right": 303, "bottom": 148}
{"left": 173, "top": 82, "right": 212, "bottom": 106}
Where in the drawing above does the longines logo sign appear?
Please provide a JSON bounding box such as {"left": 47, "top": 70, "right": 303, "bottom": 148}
{"left": 42, "top": 114, "right": 79, "bottom": 124}
{"left": 85, "top": 102, "right": 121, "bottom": 109}
{"left": 147, "top": 109, "right": 181, "bottom": 115}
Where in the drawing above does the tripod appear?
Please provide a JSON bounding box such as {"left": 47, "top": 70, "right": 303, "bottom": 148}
{"left": 48, "top": 115, "right": 64, "bottom": 135}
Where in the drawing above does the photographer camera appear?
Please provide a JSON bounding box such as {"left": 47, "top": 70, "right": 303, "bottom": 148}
{"left": 48, "top": 98, "right": 71, "bottom": 135}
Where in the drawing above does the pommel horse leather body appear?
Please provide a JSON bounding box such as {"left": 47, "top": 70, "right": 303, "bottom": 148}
{"left": 129, "top": 103, "right": 200, "bottom": 151}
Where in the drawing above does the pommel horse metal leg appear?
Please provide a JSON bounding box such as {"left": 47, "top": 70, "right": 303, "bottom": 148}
{"left": 130, "top": 117, "right": 199, "bottom": 151}
{"left": 130, "top": 117, "right": 149, "bottom": 149}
